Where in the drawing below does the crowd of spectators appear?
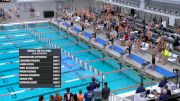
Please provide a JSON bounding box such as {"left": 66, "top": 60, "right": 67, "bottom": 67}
{"left": 39, "top": 77, "right": 110, "bottom": 101}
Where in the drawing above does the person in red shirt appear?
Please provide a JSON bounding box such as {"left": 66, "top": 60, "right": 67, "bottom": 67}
{"left": 55, "top": 92, "right": 62, "bottom": 101}
{"left": 123, "top": 32, "right": 129, "bottom": 41}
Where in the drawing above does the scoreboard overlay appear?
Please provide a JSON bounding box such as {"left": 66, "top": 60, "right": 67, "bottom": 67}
{"left": 19, "top": 49, "right": 61, "bottom": 88}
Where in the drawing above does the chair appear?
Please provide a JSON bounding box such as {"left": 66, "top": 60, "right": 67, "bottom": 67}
{"left": 141, "top": 43, "right": 149, "bottom": 52}
{"left": 167, "top": 53, "right": 179, "bottom": 65}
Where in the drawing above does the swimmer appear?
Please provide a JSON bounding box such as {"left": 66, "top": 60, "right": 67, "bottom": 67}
{"left": 135, "top": 37, "right": 142, "bottom": 53}
{"left": 92, "top": 30, "right": 97, "bottom": 42}
{"left": 125, "top": 39, "right": 132, "bottom": 55}
{"left": 151, "top": 47, "right": 158, "bottom": 71}
{"left": 105, "top": 35, "right": 113, "bottom": 49}
{"left": 70, "top": 14, "right": 75, "bottom": 29}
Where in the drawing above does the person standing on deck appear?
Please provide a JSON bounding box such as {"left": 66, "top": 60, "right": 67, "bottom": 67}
{"left": 151, "top": 47, "right": 158, "bottom": 71}
{"left": 64, "top": 88, "right": 74, "bottom": 101}
{"left": 30, "top": 6, "right": 35, "bottom": 19}
{"left": 70, "top": 14, "right": 75, "bottom": 29}
{"left": 84, "top": 86, "right": 93, "bottom": 101}
{"left": 125, "top": 39, "right": 133, "bottom": 55}
{"left": 93, "top": 83, "right": 102, "bottom": 101}
{"left": 55, "top": 92, "right": 62, "bottom": 101}
{"left": 0, "top": 8, "right": 4, "bottom": 24}
{"left": 136, "top": 83, "right": 146, "bottom": 93}
{"left": 102, "top": 82, "right": 110, "bottom": 101}
{"left": 89, "top": 77, "right": 98, "bottom": 91}
{"left": 77, "top": 90, "right": 84, "bottom": 101}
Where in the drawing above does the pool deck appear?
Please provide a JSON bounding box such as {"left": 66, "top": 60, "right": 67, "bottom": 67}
{"left": 50, "top": 19, "right": 179, "bottom": 81}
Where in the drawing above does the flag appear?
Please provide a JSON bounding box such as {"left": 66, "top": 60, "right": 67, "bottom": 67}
{"left": 72, "top": 55, "right": 75, "bottom": 60}
{"left": 82, "top": 62, "right": 85, "bottom": 67}
{"left": 67, "top": 53, "right": 70, "bottom": 57}
{"left": 75, "top": 58, "right": 78, "bottom": 63}
{"left": 70, "top": 54, "right": 73, "bottom": 59}
{"left": 88, "top": 65, "right": 91, "bottom": 72}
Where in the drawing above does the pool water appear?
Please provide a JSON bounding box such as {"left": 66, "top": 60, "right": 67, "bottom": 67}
{"left": 0, "top": 22, "right": 153, "bottom": 101}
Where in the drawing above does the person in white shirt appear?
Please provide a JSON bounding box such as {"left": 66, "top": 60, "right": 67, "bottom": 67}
{"left": 75, "top": 15, "right": 81, "bottom": 22}
{"left": 161, "top": 19, "right": 167, "bottom": 28}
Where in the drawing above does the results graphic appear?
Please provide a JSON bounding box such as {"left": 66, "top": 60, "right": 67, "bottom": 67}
{"left": 19, "top": 49, "right": 61, "bottom": 88}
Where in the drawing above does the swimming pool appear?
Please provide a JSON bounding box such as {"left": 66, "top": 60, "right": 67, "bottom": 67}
{"left": 0, "top": 22, "right": 153, "bottom": 101}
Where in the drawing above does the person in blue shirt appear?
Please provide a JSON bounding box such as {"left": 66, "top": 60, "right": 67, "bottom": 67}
{"left": 84, "top": 86, "right": 93, "bottom": 101}
{"left": 159, "top": 89, "right": 170, "bottom": 100}
{"left": 136, "top": 83, "right": 146, "bottom": 93}
{"left": 158, "top": 77, "right": 168, "bottom": 88}
{"left": 89, "top": 77, "right": 98, "bottom": 91}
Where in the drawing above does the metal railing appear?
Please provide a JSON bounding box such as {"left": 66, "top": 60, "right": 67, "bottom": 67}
{"left": 109, "top": 93, "right": 131, "bottom": 101}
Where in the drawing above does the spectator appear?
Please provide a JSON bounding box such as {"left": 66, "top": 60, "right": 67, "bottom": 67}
{"left": 159, "top": 89, "right": 170, "bottom": 100}
{"left": 163, "top": 85, "right": 171, "bottom": 96}
{"left": 93, "top": 83, "right": 102, "bottom": 101}
{"left": 89, "top": 77, "right": 98, "bottom": 91}
{"left": 109, "top": 27, "right": 117, "bottom": 38}
{"left": 15, "top": 8, "right": 20, "bottom": 20}
{"left": 118, "top": 25, "right": 125, "bottom": 38}
{"left": 173, "top": 37, "right": 180, "bottom": 51}
{"left": 39, "top": 95, "right": 44, "bottom": 101}
{"left": 130, "top": 32, "right": 135, "bottom": 41}
{"left": 161, "top": 19, "right": 167, "bottom": 28}
{"left": 123, "top": 32, "right": 129, "bottom": 41}
{"left": 176, "top": 26, "right": 180, "bottom": 34}
{"left": 84, "top": 86, "right": 93, "bottom": 101}
{"left": 77, "top": 90, "right": 84, "bottom": 101}
{"left": 73, "top": 94, "right": 78, "bottom": 101}
{"left": 55, "top": 92, "right": 62, "bottom": 101}
{"left": 49, "top": 95, "right": 55, "bottom": 101}
{"left": 30, "top": 6, "right": 35, "bottom": 18}
{"left": 0, "top": 8, "right": 4, "bottom": 24}
{"left": 64, "top": 88, "right": 74, "bottom": 101}
{"left": 158, "top": 77, "right": 168, "bottom": 88}
{"left": 161, "top": 49, "right": 172, "bottom": 64}
{"left": 136, "top": 83, "right": 146, "bottom": 93}
{"left": 102, "top": 82, "right": 110, "bottom": 101}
